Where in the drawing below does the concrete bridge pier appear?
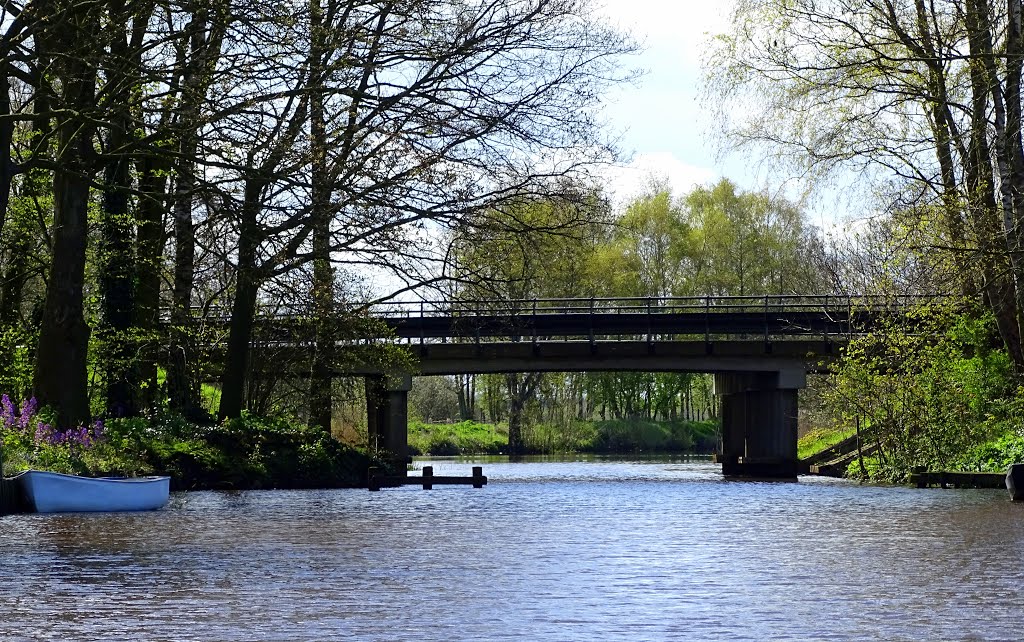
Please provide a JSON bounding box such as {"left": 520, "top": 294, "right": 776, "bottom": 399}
{"left": 714, "top": 370, "right": 805, "bottom": 479}
{"left": 365, "top": 374, "right": 413, "bottom": 475}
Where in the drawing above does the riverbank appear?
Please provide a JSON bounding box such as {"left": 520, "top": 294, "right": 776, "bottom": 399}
{"left": 1, "top": 412, "right": 371, "bottom": 491}
{"left": 407, "top": 418, "right": 719, "bottom": 456}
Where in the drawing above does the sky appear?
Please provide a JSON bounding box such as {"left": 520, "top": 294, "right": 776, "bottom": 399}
{"left": 592, "top": 0, "right": 857, "bottom": 232}
{"left": 595, "top": 0, "right": 740, "bottom": 205}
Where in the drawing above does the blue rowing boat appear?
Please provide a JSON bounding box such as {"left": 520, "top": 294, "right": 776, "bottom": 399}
{"left": 14, "top": 470, "right": 170, "bottom": 513}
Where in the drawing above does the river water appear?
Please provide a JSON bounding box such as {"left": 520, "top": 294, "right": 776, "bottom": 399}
{"left": 1, "top": 457, "right": 1022, "bottom": 641}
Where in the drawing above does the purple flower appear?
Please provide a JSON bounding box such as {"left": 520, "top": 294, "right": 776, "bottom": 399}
{"left": 1, "top": 394, "right": 14, "bottom": 430}
{"left": 35, "top": 423, "right": 53, "bottom": 445}
{"left": 18, "top": 398, "right": 37, "bottom": 431}
{"left": 30, "top": 416, "right": 104, "bottom": 450}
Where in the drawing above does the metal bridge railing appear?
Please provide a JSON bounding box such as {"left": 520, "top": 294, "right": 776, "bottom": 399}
{"left": 366, "top": 294, "right": 947, "bottom": 318}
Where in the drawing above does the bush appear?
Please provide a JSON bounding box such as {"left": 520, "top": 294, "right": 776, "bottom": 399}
{"left": 590, "top": 419, "right": 718, "bottom": 453}
{"left": 958, "top": 432, "right": 1024, "bottom": 473}
{"left": 1, "top": 401, "right": 371, "bottom": 489}
{"left": 525, "top": 421, "right": 598, "bottom": 453}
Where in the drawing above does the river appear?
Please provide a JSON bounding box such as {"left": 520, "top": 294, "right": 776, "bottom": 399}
{"left": 0, "top": 457, "right": 1022, "bottom": 641}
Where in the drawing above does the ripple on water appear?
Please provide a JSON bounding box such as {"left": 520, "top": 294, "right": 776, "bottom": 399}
{"left": 1, "top": 458, "right": 1022, "bottom": 641}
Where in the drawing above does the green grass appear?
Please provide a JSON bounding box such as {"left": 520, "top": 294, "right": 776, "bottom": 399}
{"left": 408, "top": 418, "right": 720, "bottom": 455}
{"left": 798, "top": 427, "right": 857, "bottom": 460}
{"left": 408, "top": 420, "right": 508, "bottom": 456}
{"left": 200, "top": 383, "right": 221, "bottom": 413}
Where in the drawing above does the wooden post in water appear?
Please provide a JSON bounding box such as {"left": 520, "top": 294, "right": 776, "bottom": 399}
{"left": 422, "top": 466, "right": 433, "bottom": 490}
{"left": 368, "top": 466, "right": 381, "bottom": 492}
{"left": 472, "top": 466, "right": 484, "bottom": 488}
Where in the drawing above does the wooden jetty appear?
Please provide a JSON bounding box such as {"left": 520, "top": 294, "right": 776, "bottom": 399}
{"left": 368, "top": 465, "right": 487, "bottom": 491}
{"left": 909, "top": 470, "right": 1007, "bottom": 490}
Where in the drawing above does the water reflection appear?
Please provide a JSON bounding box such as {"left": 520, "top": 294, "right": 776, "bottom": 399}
{"left": 1, "top": 458, "right": 1022, "bottom": 641}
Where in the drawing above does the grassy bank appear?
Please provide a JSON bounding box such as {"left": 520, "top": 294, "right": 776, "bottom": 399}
{"left": 408, "top": 419, "right": 720, "bottom": 456}
{"left": 797, "top": 427, "right": 857, "bottom": 460}
{"left": 408, "top": 420, "right": 508, "bottom": 455}
{"left": 2, "top": 407, "right": 372, "bottom": 490}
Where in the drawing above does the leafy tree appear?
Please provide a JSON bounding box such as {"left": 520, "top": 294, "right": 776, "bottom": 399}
{"left": 707, "top": 0, "right": 1024, "bottom": 369}
{"left": 584, "top": 180, "right": 822, "bottom": 423}
{"left": 819, "top": 299, "right": 1014, "bottom": 481}
{"left": 451, "top": 191, "right": 611, "bottom": 452}
{"left": 0, "top": 0, "right": 637, "bottom": 429}
{"left": 681, "top": 179, "right": 821, "bottom": 297}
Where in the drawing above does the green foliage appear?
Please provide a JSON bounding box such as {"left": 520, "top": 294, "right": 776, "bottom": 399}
{"left": 590, "top": 419, "right": 719, "bottom": 453}
{"left": 1, "top": 397, "right": 109, "bottom": 476}
{"left": 1, "top": 425, "right": 31, "bottom": 477}
{"left": 526, "top": 420, "right": 598, "bottom": 453}
{"left": 0, "top": 328, "right": 34, "bottom": 403}
{"left": 151, "top": 413, "right": 370, "bottom": 489}
{"left": 2, "top": 406, "right": 371, "bottom": 489}
{"left": 408, "top": 420, "right": 507, "bottom": 456}
{"left": 820, "top": 301, "right": 1016, "bottom": 482}
{"left": 589, "top": 180, "right": 821, "bottom": 300}
{"left": 408, "top": 377, "right": 460, "bottom": 424}
{"left": 407, "top": 418, "right": 719, "bottom": 455}
{"left": 844, "top": 455, "right": 884, "bottom": 480}
{"left": 957, "top": 432, "right": 1024, "bottom": 473}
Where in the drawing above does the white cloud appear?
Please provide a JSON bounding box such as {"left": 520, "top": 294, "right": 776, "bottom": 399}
{"left": 600, "top": 151, "right": 718, "bottom": 207}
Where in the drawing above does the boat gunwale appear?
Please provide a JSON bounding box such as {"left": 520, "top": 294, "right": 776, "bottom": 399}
{"left": 6, "top": 470, "right": 169, "bottom": 484}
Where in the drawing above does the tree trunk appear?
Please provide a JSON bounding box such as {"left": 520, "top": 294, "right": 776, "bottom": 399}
{"left": 218, "top": 204, "right": 261, "bottom": 421}
{"left": 1005, "top": 0, "right": 1024, "bottom": 349}
{"left": 308, "top": 0, "right": 333, "bottom": 431}
{"left": 33, "top": 3, "right": 98, "bottom": 428}
{"left": 0, "top": 71, "right": 15, "bottom": 242}
{"left": 457, "top": 375, "right": 469, "bottom": 421}
{"left": 506, "top": 372, "right": 542, "bottom": 453}
{"left": 167, "top": 146, "right": 198, "bottom": 414}
{"left": 1, "top": 62, "right": 50, "bottom": 329}
{"left": 971, "top": 0, "right": 1024, "bottom": 358}
{"left": 99, "top": 144, "right": 136, "bottom": 416}
{"left": 964, "top": 0, "right": 1024, "bottom": 370}
{"left": 34, "top": 148, "right": 93, "bottom": 428}
{"left": 168, "top": 5, "right": 227, "bottom": 416}
{"left": 98, "top": 6, "right": 137, "bottom": 416}
{"left": 133, "top": 155, "right": 168, "bottom": 412}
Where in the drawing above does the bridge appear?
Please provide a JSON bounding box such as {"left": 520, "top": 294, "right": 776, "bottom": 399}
{"left": 229, "top": 295, "right": 925, "bottom": 479}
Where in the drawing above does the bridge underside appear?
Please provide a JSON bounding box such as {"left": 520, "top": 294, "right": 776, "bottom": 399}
{"left": 339, "top": 340, "right": 839, "bottom": 376}
{"left": 351, "top": 340, "right": 831, "bottom": 480}
{"left": 202, "top": 338, "right": 839, "bottom": 479}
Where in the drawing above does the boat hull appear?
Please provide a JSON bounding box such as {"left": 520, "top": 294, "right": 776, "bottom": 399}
{"left": 15, "top": 470, "right": 170, "bottom": 513}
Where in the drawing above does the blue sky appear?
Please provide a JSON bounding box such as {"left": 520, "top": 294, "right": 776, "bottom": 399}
{"left": 593, "top": 1, "right": 851, "bottom": 230}
{"left": 596, "top": 0, "right": 738, "bottom": 203}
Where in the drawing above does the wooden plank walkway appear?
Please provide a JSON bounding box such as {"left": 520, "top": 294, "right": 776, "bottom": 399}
{"left": 909, "top": 471, "right": 1006, "bottom": 489}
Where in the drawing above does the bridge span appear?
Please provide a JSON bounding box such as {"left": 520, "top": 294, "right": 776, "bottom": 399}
{"left": 358, "top": 341, "right": 836, "bottom": 480}
{"left": 218, "top": 295, "right": 917, "bottom": 479}
{"left": 335, "top": 295, "right": 893, "bottom": 481}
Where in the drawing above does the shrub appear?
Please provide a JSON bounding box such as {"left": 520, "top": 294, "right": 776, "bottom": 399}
{"left": 2, "top": 401, "right": 371, "bottom": 489}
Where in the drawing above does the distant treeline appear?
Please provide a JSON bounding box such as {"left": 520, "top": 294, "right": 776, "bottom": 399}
{"left": 407, "top": 419, "right": 720, "bottom": 457}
